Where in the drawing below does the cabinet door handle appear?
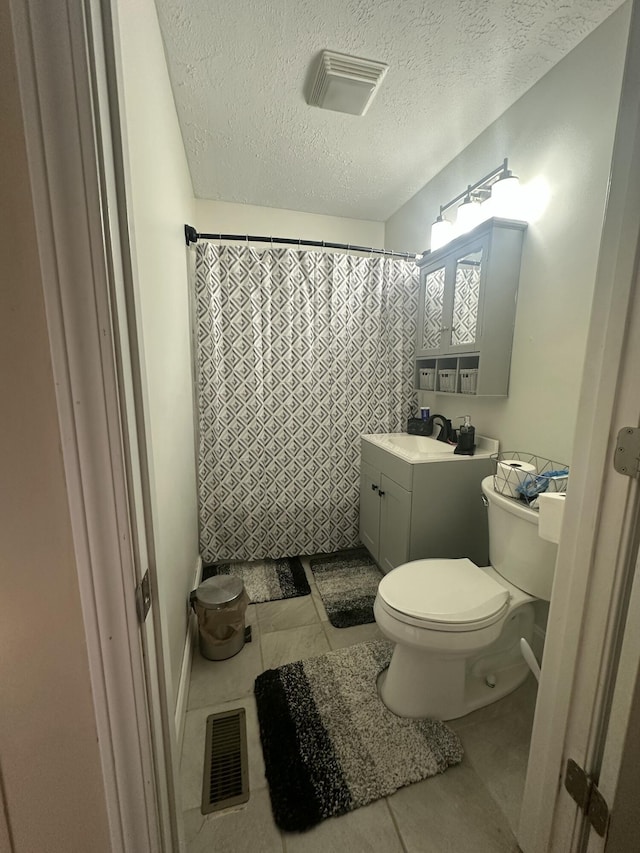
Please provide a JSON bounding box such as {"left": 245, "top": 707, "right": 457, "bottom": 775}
{"left": 371, "top": 483, "right": 379, "bottom": 492}
{"left": 378, "top": 490, "right": 385, "bottom": 497}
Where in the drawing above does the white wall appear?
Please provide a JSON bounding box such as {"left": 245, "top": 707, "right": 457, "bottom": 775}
{"left": 385, "top": 4, "right": 631, "bottom": 464}
{"left": 115, "top": 0, "right": 199, "bottom": 712}
{"left": 0, "top": 5, "right": 111, "bottom": 849}
{"left": 193, "top": 198, "right": 384, "bottom": 247}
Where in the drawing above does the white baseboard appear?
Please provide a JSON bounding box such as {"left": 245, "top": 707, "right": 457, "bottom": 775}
{"left": 532, "top": 624, "right": 546, "bottom": 665}
{"left": 175, "top": 555, "right": 202, "bottom": 755}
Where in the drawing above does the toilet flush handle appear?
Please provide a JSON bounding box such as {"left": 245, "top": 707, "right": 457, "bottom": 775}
{"left": 481, "top": 494, "right": 489, "bottom": 507}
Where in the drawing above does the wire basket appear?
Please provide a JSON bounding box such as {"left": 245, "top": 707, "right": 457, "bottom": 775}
{"left": 459, "top": 369, "right": 478, "bottom": 394}
{"left": 490, "top": 451, "right": 570, "bottom": 506}
{"left": 438, "top": 369, "right": 457, "bottom": 393}
{"left": 419, "top": 368, "right": 435, "bottom": 391}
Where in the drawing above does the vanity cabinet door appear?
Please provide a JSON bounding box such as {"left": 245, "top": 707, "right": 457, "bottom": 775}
{"left": 359, "top": 460, "right": 381, "bottom": 559}
{"left": 378, "top": 475, "right": 411, "bottom": 573}
{"left": 359, "top": 461, "right": 411, "bottom": 571}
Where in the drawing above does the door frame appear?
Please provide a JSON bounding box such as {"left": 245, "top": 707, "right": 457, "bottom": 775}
{"left": 519, "top": 2, "right": 640, "bottom": 850}
{"left": 10, "top": 0, "right": 640, "bottom": 851}
{"left": 594, "top": 545, "right": 640, "bottom": 852}
{"left": 9, "top": 0, "right": 175, "bottom": 850}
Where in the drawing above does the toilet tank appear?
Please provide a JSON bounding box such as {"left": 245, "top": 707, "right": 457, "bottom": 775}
{"left": 481, "top": 476, "right": 557, "bottom": 601}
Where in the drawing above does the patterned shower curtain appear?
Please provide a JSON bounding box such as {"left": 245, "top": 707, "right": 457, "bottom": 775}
{"left": 194, "top": 243, "right": 419, "bottom": 562}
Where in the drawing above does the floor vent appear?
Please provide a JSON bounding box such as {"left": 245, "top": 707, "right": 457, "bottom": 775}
{"left": 201, "top": 708, "right": 249, "bottom": 814}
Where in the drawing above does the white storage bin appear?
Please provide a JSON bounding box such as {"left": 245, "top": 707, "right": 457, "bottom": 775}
{"left": 438, "top": 369, "right": 457, "bottom": 393}
{"left": 419, "top": 368, "right": 435, "bottom": 391}
{"left": 459, "top": 369, "right": 478, "bottom": 394}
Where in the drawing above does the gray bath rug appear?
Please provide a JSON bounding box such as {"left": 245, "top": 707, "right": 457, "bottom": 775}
{"left": 254, "top": 640, "right": 463, "bottom": 832}
{"left": 202, "top": 557, "right": 310, "bottom": 604}
{"left": 310, "top": 550, "right": 383, "bottom": 627}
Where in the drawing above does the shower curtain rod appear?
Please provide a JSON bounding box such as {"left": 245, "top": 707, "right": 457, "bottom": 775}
{"left": 184, "top": 224, "right": 420, "bottom": 261}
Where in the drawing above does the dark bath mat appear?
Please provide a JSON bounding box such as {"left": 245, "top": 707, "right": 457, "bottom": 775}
{"left": 254, "top": 640, "right": 464, "bottom": 832}
{"left": 309, "top": 550, "right": 384, "bottom": 627}
{"left": 202, "top": 557, "right": 310, "bottom": 604}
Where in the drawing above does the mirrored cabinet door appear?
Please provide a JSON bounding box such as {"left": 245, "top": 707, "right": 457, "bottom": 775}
{"left": 422, "top": 265, "right": 446, "bottom": 351}
{"left": 451, "top": 248, "right": 483, "bottom": 348}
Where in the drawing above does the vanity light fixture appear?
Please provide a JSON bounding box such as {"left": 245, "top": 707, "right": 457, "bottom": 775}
{"left": 429, "top": 159, "right": 522, "bottom": 251}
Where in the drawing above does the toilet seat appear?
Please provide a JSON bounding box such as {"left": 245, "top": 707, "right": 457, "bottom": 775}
{"left": 377, "top": 558, "right": 510, "bottom": 632}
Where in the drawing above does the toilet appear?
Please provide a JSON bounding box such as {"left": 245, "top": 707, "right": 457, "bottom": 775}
{"left": 374, "top": 475, "right": 559, "bottom": 720}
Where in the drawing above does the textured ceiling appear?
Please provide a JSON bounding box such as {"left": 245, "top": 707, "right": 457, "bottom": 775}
{"left": 155, "top": 0, "right": 624, "bottom": 221}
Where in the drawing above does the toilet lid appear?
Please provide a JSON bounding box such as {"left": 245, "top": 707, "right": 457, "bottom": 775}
{"left": 378, "top": 558, "right": 509, "bottom": 626}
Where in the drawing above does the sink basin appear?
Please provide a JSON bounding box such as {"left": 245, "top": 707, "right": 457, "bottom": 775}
{"left": 380, "top": 434, "right": 454, "bottom": 456}
{"left": 362, "top": 432, "right": 498, "bottom": 463}
{"left": 362, "top": 433, "right": 454, "bottom": 462}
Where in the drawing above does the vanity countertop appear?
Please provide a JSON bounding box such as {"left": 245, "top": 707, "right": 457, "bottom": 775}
{"left": 361, "top": 432, "right": 499, "bottom": 464}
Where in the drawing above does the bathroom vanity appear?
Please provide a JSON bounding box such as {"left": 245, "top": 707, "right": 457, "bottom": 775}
{"left": 359, "top": 433, "right": 498, "bottom": 572}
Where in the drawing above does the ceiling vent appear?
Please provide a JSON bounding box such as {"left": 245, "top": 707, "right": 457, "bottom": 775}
{"left": 307, "top": 50, "right": 388, "bottom": 116}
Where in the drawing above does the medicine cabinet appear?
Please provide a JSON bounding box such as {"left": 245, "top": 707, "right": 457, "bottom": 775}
{"left": 415, "top": 217, "right": 526, "bottom": 397}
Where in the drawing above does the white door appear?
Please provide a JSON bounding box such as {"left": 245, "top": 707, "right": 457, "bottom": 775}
{"left": 519, "top": 3, "right": 640, "bottom": 850}
{"left": 9, "top": 0, "right": 179, "bottom": 850}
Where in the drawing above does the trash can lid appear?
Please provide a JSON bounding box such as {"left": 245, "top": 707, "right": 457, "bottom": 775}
{"left": 195, "top": 576, "right": 245, "bottom": 609}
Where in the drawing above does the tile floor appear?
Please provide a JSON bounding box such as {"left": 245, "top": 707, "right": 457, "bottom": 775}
{"left": 181, "top": 558, "right": 536, "bottom": 852}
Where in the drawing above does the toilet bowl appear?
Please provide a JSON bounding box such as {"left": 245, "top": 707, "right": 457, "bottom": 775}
{"left": 374, "top": 475, "right": 558, "bottom": 720}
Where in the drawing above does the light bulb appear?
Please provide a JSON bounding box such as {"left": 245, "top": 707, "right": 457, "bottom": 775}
{"left": 430, "top": 216, "right": 453, "bottom": 251}
{"left": 456, "top": 196, "right": 482, "bottom": 233}
{"left": 479, "top": 194, "right": 494, "bottom": 222}
{"left": 491, "top": 174, "right": 521, "bottom": 218}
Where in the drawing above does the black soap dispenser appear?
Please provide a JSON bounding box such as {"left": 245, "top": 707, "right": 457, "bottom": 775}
{"left": 454, "top": 415, "right": 476, "bottom": 456}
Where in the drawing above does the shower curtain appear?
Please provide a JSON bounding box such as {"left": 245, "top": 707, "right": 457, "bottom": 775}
{"left": 194, "top": 243, "right": 418, "bottom": 562}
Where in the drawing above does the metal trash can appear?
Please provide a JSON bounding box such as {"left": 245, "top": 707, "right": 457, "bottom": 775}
{"left": 190, "top": 576, "right": 249, "bottom": 661}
